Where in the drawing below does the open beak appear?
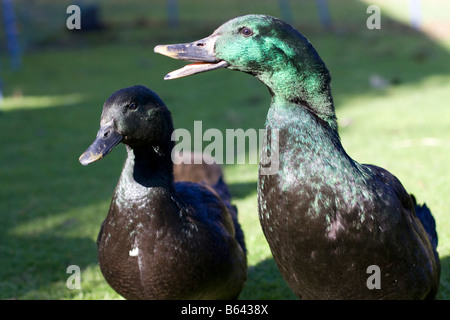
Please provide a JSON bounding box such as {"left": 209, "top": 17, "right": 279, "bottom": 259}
{"left": 79, "top": 120, "right": 123, "bottom": 166}
{"left": 154, "top": 35, "right": 228, "bottom": 80}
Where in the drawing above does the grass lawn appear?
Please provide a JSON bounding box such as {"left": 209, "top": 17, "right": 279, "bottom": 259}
{"left": 0, "top": 0, "right": 449, "bottom": 299}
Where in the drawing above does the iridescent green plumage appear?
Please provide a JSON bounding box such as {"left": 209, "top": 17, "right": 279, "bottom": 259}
{"left": 155, "top": 14, "right": 440, "bottom": 299}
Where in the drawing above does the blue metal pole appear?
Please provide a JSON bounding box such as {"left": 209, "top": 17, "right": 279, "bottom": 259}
{"left": 316, "top": 0, "right": 332, "bottom": 29}
{"left": 1, "top": 0, "right": 22, "bottom": 104}
{"left": 2, "top": 0, "right": 21, "bottom": 70}
{"left": 0, "top": 63, "right": 3, "bottom": 103}
{"left": 167, "top": 0, "right": 179, "bottom": 28}
{"left": 278, "top": 0, "right": 294, "bottom": 24}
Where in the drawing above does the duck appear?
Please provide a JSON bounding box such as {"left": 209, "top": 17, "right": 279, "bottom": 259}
{"left": 154, "top": 14, "right": 440, "bottom": 299}
{"left": 79, "top": 85, "right": 247, "bottom": 300}
{"left": 173, "top": 151, "right": 244, "bottom": 248}
{"left": 174, "top": 152, "right": 224, "bottom": 187}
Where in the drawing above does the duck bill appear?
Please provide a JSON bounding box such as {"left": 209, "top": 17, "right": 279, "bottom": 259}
{"left": 154, "top": 35, "right": 228, "bottom": 80}
{"left": 79, "top": 121, "right": 123, "bottom": 166}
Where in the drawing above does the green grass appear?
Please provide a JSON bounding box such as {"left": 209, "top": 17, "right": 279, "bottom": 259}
{"left": 0, "top": 0, "right": 449, "bottom": 299}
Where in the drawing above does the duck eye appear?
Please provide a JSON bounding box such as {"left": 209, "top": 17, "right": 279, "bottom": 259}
{"left": 240, "top": 27, "right": 253, "bottom": 37}
{"left": 127, "top": 102, "right": 138, "bottom": 111}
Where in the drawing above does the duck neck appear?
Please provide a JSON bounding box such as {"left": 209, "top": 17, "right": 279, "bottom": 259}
{"left": 265, "top": 98, "right": 371, "bottom": 194}
{"left": 256, "top": 54, "right": 338, "bottom": 132}
{"left": 121, "top": 142, "right": 175, "bottom": 193}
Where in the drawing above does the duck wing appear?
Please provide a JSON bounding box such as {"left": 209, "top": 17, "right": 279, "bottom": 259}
{"left": 365, "top": 164, "right": 438, "bottom": 250}
{"left": 364, "top": 163, "right": 440, "bottom": 298}
{"left": 173, "top": 152, "right": 245, "bottom": 252}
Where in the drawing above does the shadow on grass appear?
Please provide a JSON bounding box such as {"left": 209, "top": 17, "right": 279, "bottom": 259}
{"left": 240, "top": 258, "right": 297, "bottom": 300}
{"left": 0, "top": 101, "right": 124, "bottom": 299}
{"left": 241, "top": 255, "right": 449, "bottom": 300}
{"left": 437, "top": 255, "right": 450, "bottom": 300}
{"left": 0, "top": 233, "right": 97, "bottom": 299}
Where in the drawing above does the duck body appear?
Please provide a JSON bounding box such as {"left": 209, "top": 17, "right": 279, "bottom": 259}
{"left": 98, "top": 150, "right": 246, "bottom": 300}
{"left": 80, "top": 86, "right": 246, "bottom": 300}
{"left": 155, "top": 14, "right": 440, "bottom": 299}
{"left": 259, "top": 102, "right": 439, "bottom": 299}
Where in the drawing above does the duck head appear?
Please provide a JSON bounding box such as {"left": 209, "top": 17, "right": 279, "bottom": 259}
{"left": 154, "top": 14, "right": 330, "bottom": 87}
{"left": 155, "top": 14, "right": 336, "bottom": 130}
{"left": 79, "top": 85, "right": 173, "bottom": 166}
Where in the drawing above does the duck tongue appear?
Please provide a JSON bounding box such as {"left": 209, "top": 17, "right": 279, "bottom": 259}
{"left": 154, "top": 37, "right": 227, "bottom": 80}
{"left": 163, "top": 61, "right": 228, "bottom": 80}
